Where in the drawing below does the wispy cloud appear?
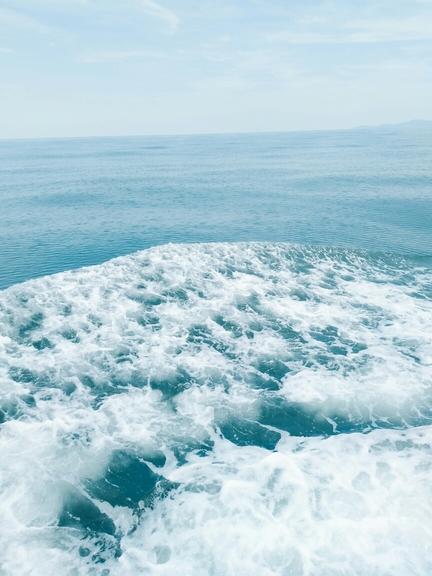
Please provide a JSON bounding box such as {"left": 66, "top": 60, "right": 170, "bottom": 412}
{"left": 268, "top": 15, "right": 432, "bottom": 45}
{"left": 136, "top": 0, "right": 179, "bottom": 32}
{"left": 0, "top": 47, "right": 14, "bottom": 54}
{"left": 80, "top": 49, "right": 167, "bottom": 63}
{"left": 0, "top": 5, "right": 49, "bottom": 33}
{"left": 4, "top": 0, "right": 179, "bottom": 32}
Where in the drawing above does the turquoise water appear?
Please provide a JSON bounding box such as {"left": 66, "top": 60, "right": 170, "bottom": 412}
{"left": 1, "top": 125, "right": 431, "bottom": 289}
{"left": 1, "top": 127, "right": 432, "bottom": 575}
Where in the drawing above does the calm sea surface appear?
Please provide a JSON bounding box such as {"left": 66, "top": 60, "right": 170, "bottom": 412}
{"left": 1, "top": 126, "right": 431, "bottom": 289}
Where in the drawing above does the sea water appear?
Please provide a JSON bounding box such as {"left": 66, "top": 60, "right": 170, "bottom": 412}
{"left": 1, "top": 126, "right": 432, "bottom": 289}
{"left": 0, "top": 126, "right": 431, "bottom": 575}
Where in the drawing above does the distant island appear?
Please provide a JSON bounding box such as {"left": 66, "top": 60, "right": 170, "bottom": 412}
{"left": 357, "top": 119, "right": 432, "bottom": 131}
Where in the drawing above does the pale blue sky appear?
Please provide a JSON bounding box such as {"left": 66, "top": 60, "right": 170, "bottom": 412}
{"left": 1, "top": 0, "right": 432, "bottom": 138}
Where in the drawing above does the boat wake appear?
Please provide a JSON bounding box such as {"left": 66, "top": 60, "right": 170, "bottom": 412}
{"left": 1, "top": 243, "right": 431, "bottom": 575}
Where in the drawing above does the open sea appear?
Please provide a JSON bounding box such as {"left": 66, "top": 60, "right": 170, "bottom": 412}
{"left": 0, "top": 125, "right": 432, "bottom": 575}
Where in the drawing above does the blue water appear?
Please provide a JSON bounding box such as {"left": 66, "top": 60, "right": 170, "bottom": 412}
{"left": 1, "top": 125, "right": 431, "bottom": 289}
{"left": 1, "top": 126, "right": 432, "bottom": 575}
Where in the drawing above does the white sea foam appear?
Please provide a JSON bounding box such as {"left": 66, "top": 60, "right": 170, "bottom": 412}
{"left": 0, "top": 243, "right": 431, "bottom": 575}
{"left": 111, "top": 426, "right": 432, "bottom": 576}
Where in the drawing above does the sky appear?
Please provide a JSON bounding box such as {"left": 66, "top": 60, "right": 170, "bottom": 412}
{"left": 1, "top": 0, "right": 432, "bottom": 138}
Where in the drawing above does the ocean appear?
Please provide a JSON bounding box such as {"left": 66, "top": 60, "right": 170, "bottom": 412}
{"left": 0, "top": 126, "right": 431, "bottom": 575}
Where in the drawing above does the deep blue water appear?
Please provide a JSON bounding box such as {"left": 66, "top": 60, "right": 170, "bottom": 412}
{"left": 1, "top": 125, "right": 431, "bottom": 289}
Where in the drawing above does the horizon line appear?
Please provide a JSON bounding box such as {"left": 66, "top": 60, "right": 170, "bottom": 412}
{"left": 1, "top": 118, "right": 431, "bottom": 143}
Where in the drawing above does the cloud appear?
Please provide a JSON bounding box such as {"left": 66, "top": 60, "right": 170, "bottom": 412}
{"left": 136, "top": 0, "right": 179, "bottom": 32}
{"left": 268, "top": 15, "right": 432, "bottom": 45}
{"left": 0, "top": 5, "right": 49, "bottom": 32}
{"left": 346, "top": 15, "right": 432, "bottom": 43}
{"left": 3, "top": 0, "right": 179, "bottom": 32}
{"left": 80, "top": 49, "right": 167, "bottom": 63}
{"left": 0, "top": 48, "right": 14, "bottom": 54}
